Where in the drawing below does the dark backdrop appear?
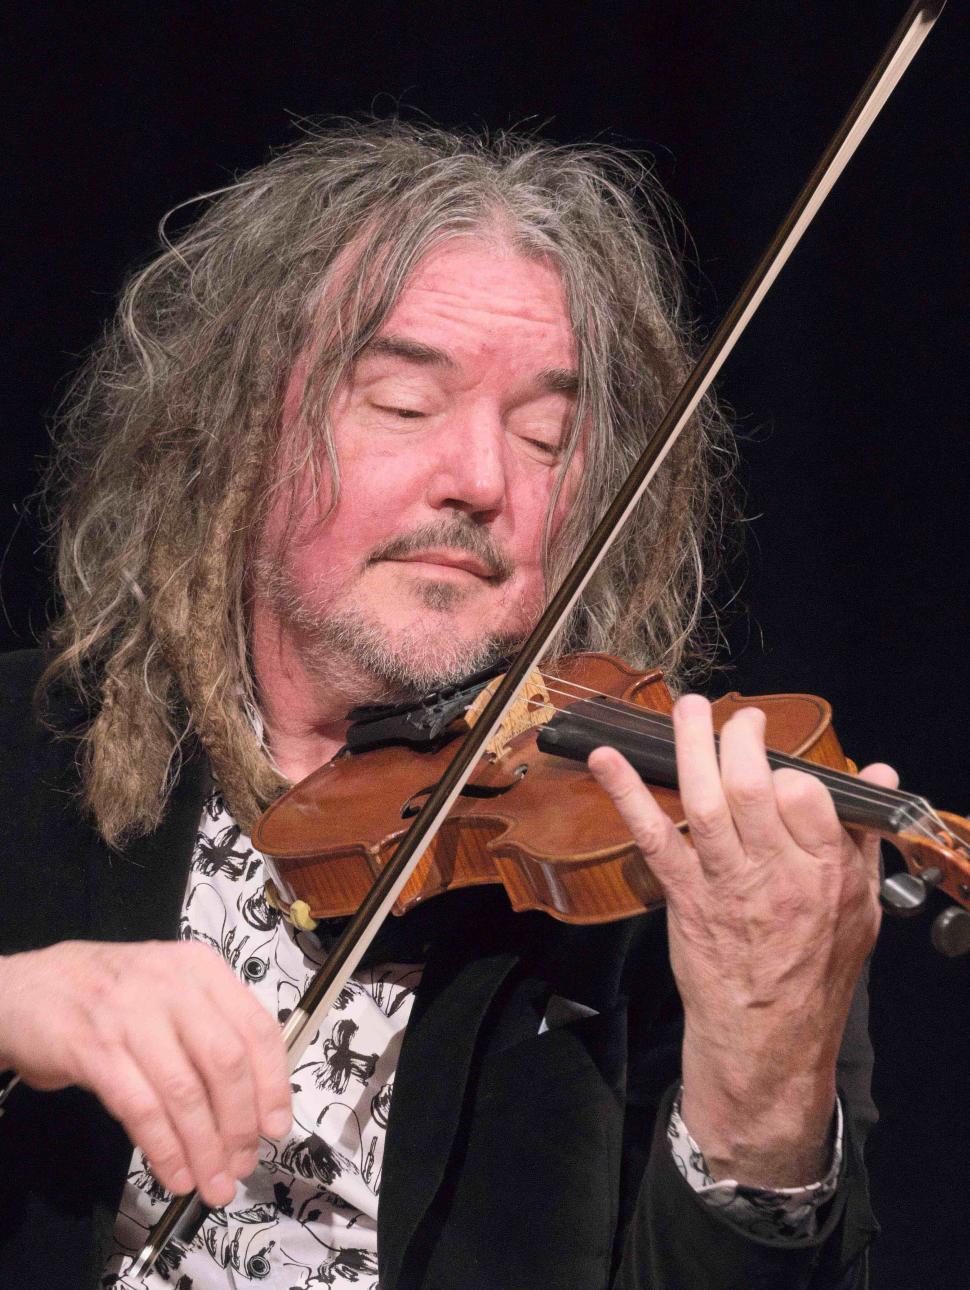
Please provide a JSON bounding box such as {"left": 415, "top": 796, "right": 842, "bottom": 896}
{"left": 3, "top": 3, "right": 967, "bottom": 1284}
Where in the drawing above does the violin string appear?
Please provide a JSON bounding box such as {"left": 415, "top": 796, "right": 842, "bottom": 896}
{"left": 532, "top": 671, "right": 925, "bottom": 811}
{"left": 530, "top": 679, "right": 952, "bottom": 849}
{"left": 498, "top": 675, "right": 961, "bottom": 856}
{"left": 529, "top": 686, "right": 961, "bottom": 860}
{"left": 468, "top": 667, "right": 962, "bottom": 859}
{"left": 530, "top": 684, "right": 928, "bottom": 830}
{"left": 528, "top": 674, "right": 895, "bottom": 804}
{"left": 524, "top": 685, "right": 952, "bottom": 855}
{"left": 536, "top": 672, "right": 917, "bottom": 805}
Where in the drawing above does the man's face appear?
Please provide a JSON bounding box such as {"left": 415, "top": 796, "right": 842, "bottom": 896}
{"left": 255, "top": 237, "right": 583, "bottom": 707}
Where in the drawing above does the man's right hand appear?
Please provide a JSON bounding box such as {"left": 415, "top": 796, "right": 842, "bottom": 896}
{"left": 0, "top": 940, "right": 291, "bottom": 1206}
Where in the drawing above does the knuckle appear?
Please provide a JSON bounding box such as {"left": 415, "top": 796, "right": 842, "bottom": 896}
{"left": 184, "top": 939, "right": 221, "bottom": 970}
{"left": 607, "top": 774, "right": 645, "bottom": 812}
{"left": 723, "top": 771, "right": 770, "bottom": 809}
{"left": 175, "top": 939, "right": 221, "bottom": 974}
{"left": 259, "top": 1034, "right": 289, "bottom": 1080}
{"left": 228, "top": 1136, "right": 259, "bottom": 1164}
{"left": 115, "top": 1088, "right": 160, "bottom": 1129}
{"left": 633, "top": 818, "right": 669, "bottom": 857}
{"left": 161, "top": 1071, "right": 207, "bottom": 1114}
{"left": 240, "top": 1004, "right": 285, "bottom": 1071}
{"left": 210, "top": 1038, "right": 249, "bottom": 1084}
{"left": 773, "top": 885, "right": 814, "bottom": 922}
{"left": 146, "top": 1141, "right": 185, "bottom": 1176}
{"left": 82, "top": 960, "right": 127, "bottom": 1012}
{"left": 773, "top": 766, "right": 821, "bottom": 804}
{"left": 842, "top": 881, "right": 872, "bottom": 918}
{"left": 624, "top": 810, "right": 670, "bottom": 861}
{"left": 688, "top": 800, "right": 728, "bottom": 841}
{"left": 246, "top": 999, "right": 280, "bottom": 1040}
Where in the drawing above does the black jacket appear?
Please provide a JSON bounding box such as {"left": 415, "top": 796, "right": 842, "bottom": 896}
{"left": 0, "top": 649, "right": 879, "bottom": 1288}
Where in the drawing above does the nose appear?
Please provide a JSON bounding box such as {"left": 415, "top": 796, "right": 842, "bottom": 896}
{"left": 425, "top": 406, "right": 508, "bottom": 519}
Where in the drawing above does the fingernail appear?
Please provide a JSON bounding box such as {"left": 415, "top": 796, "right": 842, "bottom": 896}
{"left": 265, "top": 1108, "right": 291, "bottom": 1137}
{"left": 170, "top": 1167, "right": 192, "bottom": 1193}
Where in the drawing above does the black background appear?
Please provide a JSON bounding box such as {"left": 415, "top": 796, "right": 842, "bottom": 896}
{"left": 3, "top": 2, "right": 967, "bottom": 1284}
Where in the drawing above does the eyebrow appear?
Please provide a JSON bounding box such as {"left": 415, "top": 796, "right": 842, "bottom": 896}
{"left": 360, "top": 332, "right": 579, "bottom": 397}
{"left": 363, "top": 334, "right": 456, "bottom": 369}
{"left": 535, "top": 366, "right": 580, "bottom": 397}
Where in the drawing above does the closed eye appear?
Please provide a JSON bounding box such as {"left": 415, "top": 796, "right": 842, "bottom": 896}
{"left": 523, "top": 437, "right": 562, "bottom": 458}
{"left": 376, "top": 405, "right": 427, "bottom": 420}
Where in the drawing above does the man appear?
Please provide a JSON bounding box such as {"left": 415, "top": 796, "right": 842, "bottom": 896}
{"left": 0, "top": 121, "right": 892, "bottom": 1288}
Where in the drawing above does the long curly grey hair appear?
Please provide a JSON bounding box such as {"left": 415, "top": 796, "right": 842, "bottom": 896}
{"left": 39, "top": 119, "right": 735, "bottom": 846}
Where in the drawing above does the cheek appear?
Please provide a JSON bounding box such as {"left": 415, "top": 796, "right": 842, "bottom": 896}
{"left": 261, "top": 467, "right": 334, "bottom": 564}
{"left": 544, "top": 448, "right": 586, "bottom": 545}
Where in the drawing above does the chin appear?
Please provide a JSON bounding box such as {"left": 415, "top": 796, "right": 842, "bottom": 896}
{"left": 292, "top": 598, "right": 521, "bottom": 703}
{"left": 376, "top": 617, "right": 516, "bottom": 690}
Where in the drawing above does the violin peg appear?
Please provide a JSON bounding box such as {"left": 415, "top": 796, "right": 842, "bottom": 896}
{"left": 879, "top": 867, "right": 942, "bottom": 917}
{"left": 930, "top": 906, "right": 970, "bottom": 958}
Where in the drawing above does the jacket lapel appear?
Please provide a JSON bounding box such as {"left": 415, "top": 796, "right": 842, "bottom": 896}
{"left": 378, "top": 947, "right": 520, "bottom": 1290}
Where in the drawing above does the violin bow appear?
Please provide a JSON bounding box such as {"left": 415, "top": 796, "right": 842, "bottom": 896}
{"left": 130, "top": 1, "right": 947, "bottom": 1276}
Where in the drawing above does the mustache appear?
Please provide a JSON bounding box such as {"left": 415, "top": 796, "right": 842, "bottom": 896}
{"left": 367, "top": 518, "right": 515, "bottom": 582}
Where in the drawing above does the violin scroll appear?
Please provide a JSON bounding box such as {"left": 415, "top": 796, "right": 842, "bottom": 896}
{"left": 879, "top": 810, "right": 970, "bottom": 955}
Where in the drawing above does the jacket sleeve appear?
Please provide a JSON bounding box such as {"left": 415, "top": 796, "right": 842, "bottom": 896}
{"left": 612, "top": 964, "right": 879, "bottom": 1289}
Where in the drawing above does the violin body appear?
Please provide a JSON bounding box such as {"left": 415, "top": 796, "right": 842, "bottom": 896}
{"left": 253, "top": 653, "right": 858, "bottom": 926}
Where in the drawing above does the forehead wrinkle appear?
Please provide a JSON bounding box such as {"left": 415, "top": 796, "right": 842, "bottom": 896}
{"left": 404, "top": 286, "right": 569, "bottom": 329}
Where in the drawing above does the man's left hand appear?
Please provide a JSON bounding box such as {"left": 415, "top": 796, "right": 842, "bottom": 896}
{"left": 588, "top": 693, "right": 896, "bottom": 1188}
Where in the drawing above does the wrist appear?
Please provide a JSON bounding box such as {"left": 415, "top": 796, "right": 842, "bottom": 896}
{"left": 681, "top": 1038, "right": 838, "bottom": 1187}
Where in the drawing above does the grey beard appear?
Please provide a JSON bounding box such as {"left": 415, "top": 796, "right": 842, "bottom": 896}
{"left": 292, "top": 602, "right": 521, "bottom": 702}
{"left": 256, "top": 555, "right": 527, "bottom": 705}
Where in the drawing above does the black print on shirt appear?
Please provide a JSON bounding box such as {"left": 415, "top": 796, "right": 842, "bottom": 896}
{"left": 301, "top": 1244, "right": 379, "bottom": 1287}
{"left": 179, "top": 879, "right": 279, "bottom": 987}
{"left": 193, "top": 819, "right": 262, "bottom": 884}
{"left": 281, "top": 1132, "right": 358, "bottom": 1190}
{"left": 203, "top": 1208, "right": 277, "bottom": 1280}
{"left": 370, "top": 1083, "right": 393, "bottom": 1131}
{"left": 320, "top": 1019, "right": 379, "bottom": 1093}
{"left": 242, "top": 881, "right": 283, "bottom": 932}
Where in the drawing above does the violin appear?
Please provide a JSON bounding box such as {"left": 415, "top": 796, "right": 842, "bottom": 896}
{"left": 253, "top": 653, "right": 970, "bottom": 951}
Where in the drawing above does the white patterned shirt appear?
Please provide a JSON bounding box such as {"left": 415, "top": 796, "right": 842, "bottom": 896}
{"left": 104, "top": 788, "right": 421, "bottom": 1289}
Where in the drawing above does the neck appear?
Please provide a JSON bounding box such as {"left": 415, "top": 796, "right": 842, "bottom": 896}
{"left": 250, "top": 601, "right": 358, "bottom": 781}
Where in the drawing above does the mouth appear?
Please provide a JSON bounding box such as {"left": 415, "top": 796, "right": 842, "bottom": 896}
{"left": 384, "top": 550, "right": 497, "bottom": 579}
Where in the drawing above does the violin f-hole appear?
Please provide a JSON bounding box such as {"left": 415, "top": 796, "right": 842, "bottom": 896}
{"left": 400, "top": 765, "right": 529, "bottom": 818}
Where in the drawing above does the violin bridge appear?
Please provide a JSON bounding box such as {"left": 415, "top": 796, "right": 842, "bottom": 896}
{"left": 459, "top": 667, "right": 555, "bottom": 760}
